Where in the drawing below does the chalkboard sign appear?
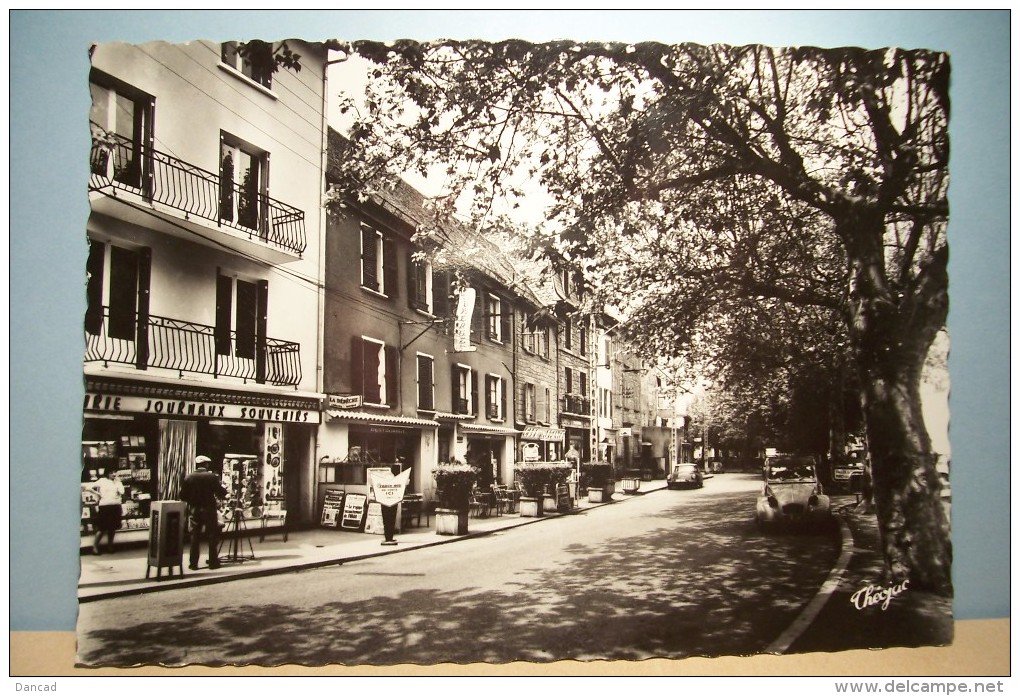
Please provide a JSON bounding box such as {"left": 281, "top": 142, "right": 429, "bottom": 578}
{"left": 556, "top": 484, "right": 571, "bottom": 512}
{"left": 340, "top": 492, "right": 368, "bottom": 531}
{"left": 320, "top": 489, "right": 345, "bottom": 528}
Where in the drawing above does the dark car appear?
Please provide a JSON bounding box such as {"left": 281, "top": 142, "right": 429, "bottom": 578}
{"left": 666, "top": 463, "right": 704, "bottom": 490}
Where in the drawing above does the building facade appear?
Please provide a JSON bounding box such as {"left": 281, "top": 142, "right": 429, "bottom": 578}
{"left": 83, "top": 40, "right": 329, "bottom": 548}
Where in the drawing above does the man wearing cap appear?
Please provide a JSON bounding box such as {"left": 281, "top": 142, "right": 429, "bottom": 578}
{"left": 180, "top": 455, "right": 228, "bottom": 570}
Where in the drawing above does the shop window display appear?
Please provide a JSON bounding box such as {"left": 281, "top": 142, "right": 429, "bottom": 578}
{"left": 81, "top": 435, "right": 153, "bottom": 534}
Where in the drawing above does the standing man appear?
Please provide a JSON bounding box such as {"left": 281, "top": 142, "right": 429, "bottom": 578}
{"left": 180, "top": 455, "right": 227, "bottom": 571}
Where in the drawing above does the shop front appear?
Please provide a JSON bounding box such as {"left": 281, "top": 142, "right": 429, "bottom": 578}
{"left": 459, "top": 424, "right": 518, "bottom": 488}
{"left": 559, "top": 414, "right": 592, "bottom": 464}
{"left": 316, "top": 411, "right": 439, "bottom": 528}
{"left": 81, "top": 376, "right": 321, "bottom": 551}
{"left": 519, "top": 425, "right": 565, "bottom": 463}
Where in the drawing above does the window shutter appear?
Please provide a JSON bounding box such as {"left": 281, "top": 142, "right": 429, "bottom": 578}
{"left": 350, "top": 336, "right": 364, "bottom": 397}
{"left": 565, "top": 367, "right": 573, "bottom": 395}
{"left": 361, "top": 226, "right": 378, "bottom": 291}
{"left": 234, "top": 279, "right": 257, "bottom": 359}
{"left": 385, "top": 344, "right": 399, "bottom": 405}
{"left": 432, "top": 270, "right": 449, "bottom": 319}
{"left": 451, "top": 366, "right": 461, "bottom": 413}
{"left": 407, "top": 249, "right": 419, "bottom": 310}
{"left": 135, "top": 247, "right": 151, "bottom": 369}
{"left": 579, "top": 371, "right": 588, "bottom": 399}
{"left": 383, "top": 236, "right": 398, "bottom": 298}
{"left": 500, "top": 299, "right": 511, "bottom": 343}
{"left": 108, "top": 246, "right": 138, "bottom": 341}
{"left": 535, "top": 383, "right": 545, "bottom": 425}
{"left": 255, "top": 279, "right": 269, "bottom": 383}
{"left": 417, "top": 355, "right": 434, "bottom": 411}
{"left": 85, "top": 241, "right": 105, "bottom": 335}
{"left": 501, "top": 378, "right": 507, "bottom": 421}
{"left": 471, "top": 369, "right": 479, "bottom": 416}
{"left": 215, "top": 273, "right": 232, "bottom": 355}
{"left": 485, "top": 375, "right": 494, "bottom": 419}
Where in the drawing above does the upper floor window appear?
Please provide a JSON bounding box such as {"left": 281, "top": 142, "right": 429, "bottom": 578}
{"left": 360, "top": 224, "right": 398, "bottom": 297}
{"left": 85, "top": 241, "right": 151, "bottom": 341}
{"left": 487, "top": 294, "right": 510, "bottom": 344}
{"left": 416, "top": 354, "right": 435, "bottom": 412}
{"left": 564, "top": 317, "right": 573, "bottom": 352}
{"left": 351, "top": 336, "right": 397, "bottom": 406}
{"left": 216, "top": 274, "right": 268, "bottom": 360}
{"left": 523, "top": 383, "right": 536, "bottom": 424}
{"left": 407, "top": 251, "right": 433, "bottom": 313}
{"left": 486, "top": 374, "right": 506, "bottom": 421}
{"left": 89, "top": 71, "right": 153, "bottom": 189}
{"left": 579, "top": 322, "right": 588, "bottom": 357}
{"left": 452, "top": 364, "right": 477, "bottom": 415}
{"left": 221, "top": 41, "right": 274, "bottom": 89}
{"left": 219, "top": 134, "right": 268, "bottom": 232}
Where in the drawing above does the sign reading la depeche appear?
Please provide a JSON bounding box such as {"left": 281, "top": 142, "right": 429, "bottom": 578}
{"left": 327, "top": 393, "right": 363, "bottom": 410}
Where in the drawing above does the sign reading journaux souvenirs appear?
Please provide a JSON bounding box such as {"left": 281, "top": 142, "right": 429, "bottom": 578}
{"left": 83, "top": 393, "right": 321, "bottom": 423}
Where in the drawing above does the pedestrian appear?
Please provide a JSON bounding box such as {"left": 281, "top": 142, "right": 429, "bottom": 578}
{"left": 180, "top": 455, "right": 228, "bottom": 571}
{"left": 91, "top": 468, "right": 125, "bottom": 555}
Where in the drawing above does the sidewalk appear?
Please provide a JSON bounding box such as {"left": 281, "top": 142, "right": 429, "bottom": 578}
{"left": 79, "top": 480, "right": 668, "bottom": 602}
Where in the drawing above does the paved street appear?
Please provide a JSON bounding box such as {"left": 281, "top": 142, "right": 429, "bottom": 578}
{"left": 76, "top": 474, "right": 841, "bottom": 667}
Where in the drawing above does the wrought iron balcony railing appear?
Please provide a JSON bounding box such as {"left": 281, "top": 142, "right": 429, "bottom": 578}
{"left": 84, "top": 307, "right": 302, "bottom": 387}
{"left": 89, "top": 129, "right": 307, "bottom": 256}
{"left": 562, "top": 393, "right": 592, "bottom": 416}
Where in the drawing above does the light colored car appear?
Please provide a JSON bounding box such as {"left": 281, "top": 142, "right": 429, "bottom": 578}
{"left": 755, "top": 456, "right": 831, "bottom": 530}
{"left": 666, "top": 463, "right": 704, "bottom": 490}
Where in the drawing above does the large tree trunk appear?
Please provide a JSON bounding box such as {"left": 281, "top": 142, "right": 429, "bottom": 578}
{"left": 844, "top": 212, "right": 952, "bottom": 596}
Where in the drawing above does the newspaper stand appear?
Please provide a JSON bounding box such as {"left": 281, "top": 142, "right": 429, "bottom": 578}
{"left": 146, "top": 500, "right": 186, "bottom": 579}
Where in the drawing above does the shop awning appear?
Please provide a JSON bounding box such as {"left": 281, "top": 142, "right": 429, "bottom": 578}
{"left": 325, "top": 411, "right": 439, "bottom": 428}
{"left": 434, "top": 411, "right": 474, "bottom": 422}
{"left": 460, "top": 424, "right": 520, "bottom": 436}
{"left": 521, "top": 426, "right": 566, "bottom": 442}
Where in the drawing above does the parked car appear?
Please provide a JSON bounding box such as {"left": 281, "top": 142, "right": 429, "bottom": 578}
{"left": 666, "top": 463, "right": 704, "bottom": 490}
{"left": 832, "top": 449, "right": 867, "bottom": 494}
{"left": 755, "top": 455, "right": 831, "bottom": 531}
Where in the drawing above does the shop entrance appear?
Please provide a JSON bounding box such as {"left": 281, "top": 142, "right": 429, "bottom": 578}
{"left": 466, "top": 436, "right": 501, "bottom": 487}
{"left": 349, "top": 425, "right": 418, "bottom": 492}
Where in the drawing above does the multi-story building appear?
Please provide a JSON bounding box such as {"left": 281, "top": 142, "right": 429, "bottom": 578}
{"left": 319, "top": 129, "right": 525, "bottom": 513}
{"left": 553, "top": 271, "right": 594, "bottom": 462}
{"left": 83, "top": 40, "right": 329, "bottom": 547}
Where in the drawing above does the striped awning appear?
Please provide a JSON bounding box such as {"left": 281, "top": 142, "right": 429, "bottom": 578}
{"left": 520, "top": 426, "right": 566, "bottom": 442}
{"left": 460, "top": 423, "right": 520, "bottom": 436}
{"left": 325, "top": 411, "right": 439, "bottom": 428}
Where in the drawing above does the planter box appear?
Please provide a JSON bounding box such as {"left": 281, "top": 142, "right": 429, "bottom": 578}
{"left": 435, "top": 508, "right": 469, "bottom": 536}
{"left": 621, "top": 478, "right": 641, "bottom": 494}
{"left": 588, "top": 484, "right": 615, "bottom": 503}
{"left": 519, "top": 496, "right": 544, "bottom": 518}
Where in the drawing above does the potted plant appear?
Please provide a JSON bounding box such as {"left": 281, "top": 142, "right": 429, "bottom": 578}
{"left": 543, "top": 462, "right": 573, "bottom": 513}
{"left": 586, "top": 462, "right": 616, "bottom": 503}
{"left": 621, "top": 468, "right": 642, "bottom": 494}
{"left": 515, "top": 462, "right": 552, "bottom": 518}
{"left": 433, "top": 461, "right": 478, "bottom": 535}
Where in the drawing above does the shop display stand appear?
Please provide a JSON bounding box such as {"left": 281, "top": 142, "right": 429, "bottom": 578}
{"left": 219, "top": 507, "right": 256, "bottom": 564}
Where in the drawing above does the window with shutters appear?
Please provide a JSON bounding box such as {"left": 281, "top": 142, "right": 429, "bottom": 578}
{"left": 407, "top": 251, "right": 432, "bottom": 313}
{"left": 351, "top": 336, "right": 396, "bottom": 406}
{"left": 89, "top": 71, "right": 153, "bottom": 190}
{"left": 215, "top": 274, "right": 269, "bottom": 361}
{"left": 487, "top": 294, "right": 502, "bottom": 342}
{"left": 219, "top": 133, "right": 268, "bottom": 232}
{"left": 486, "top": 374, "right": 505, "bottom": 421}
{"left": 416, "top": 353, "right": 435, "bottom": 412}
{"left": 564, "top": 317, "right": 573, "bottom": 352}
{"left": 360, "top": 224, "right": 397, "bottom": 297}
{"left": 452, "top": 364, "right": 476, "bottom": 415}
{"left": 524, "top": 383, "right": 536, "bottom": 424}
{"left": 544, "top": 386, "right": 552, "bottom": 425}
{"left": 565, "top": 367, "right": 573, "bottom": 395}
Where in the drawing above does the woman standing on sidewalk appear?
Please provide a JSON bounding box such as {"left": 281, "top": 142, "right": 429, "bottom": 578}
{"left": 91, "top": 468, "right": 124, "bottom": 555}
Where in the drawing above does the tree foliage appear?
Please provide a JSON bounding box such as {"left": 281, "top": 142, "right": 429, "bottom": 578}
{"left": 331, "top": 39, "right": 952, "bottom": 594}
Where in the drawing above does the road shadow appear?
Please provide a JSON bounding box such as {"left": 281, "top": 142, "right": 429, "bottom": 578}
{"left": 78, "top": 490, "right": 847, "bottom": 667}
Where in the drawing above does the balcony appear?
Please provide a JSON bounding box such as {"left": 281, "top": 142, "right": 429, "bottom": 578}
{"left": 562, "top": 393, "right": 592, "bottom": 416}
{"left": 89, "top": 131, "right": 306, "bottom": 264}
{"left": 85, "top": 307, "right": 302, "bottom": 387}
